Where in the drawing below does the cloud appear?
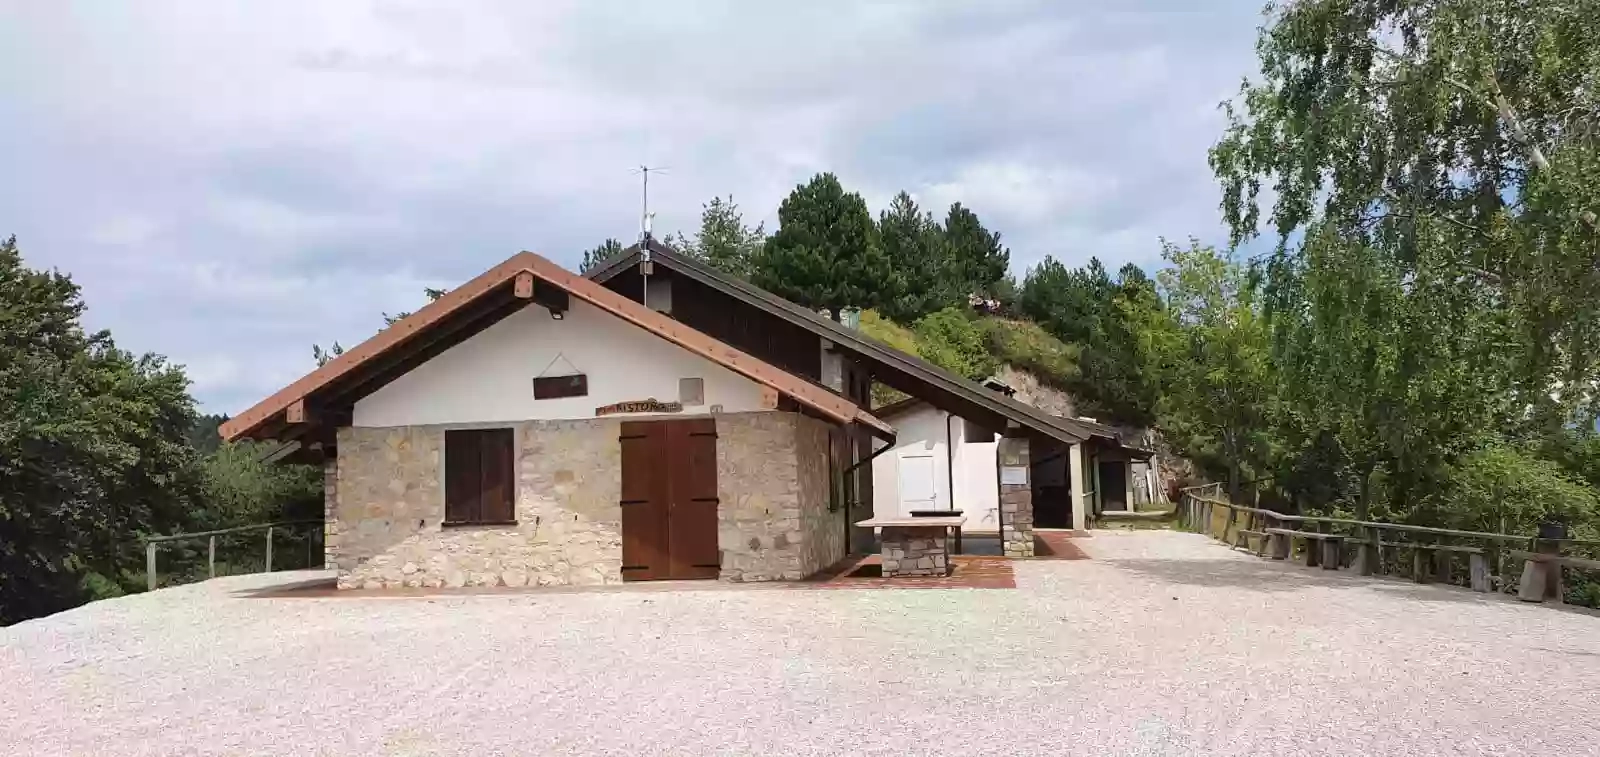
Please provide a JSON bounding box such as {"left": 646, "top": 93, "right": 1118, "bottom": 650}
{"left": 0, "top": 1, "right": 1266, "bottom": 413}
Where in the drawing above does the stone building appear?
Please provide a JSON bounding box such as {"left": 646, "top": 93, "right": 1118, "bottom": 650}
{"left": 223, "top": 243, "right": 1148, "bottom": 590}
{"left": 222, "top": 251, "right": 889, "bottom": 588}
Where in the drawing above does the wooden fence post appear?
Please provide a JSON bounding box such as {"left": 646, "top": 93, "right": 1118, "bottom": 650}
{"left": 146, "top": 541, "right": 157, "bottom": 591}
{"left": 1469, "top": 553, "right": 1490, "bottom": 592}
{"left": 208, "top": 535, "right": 217, "bottom": 579}
{"left": 265, "top": 526, "right": 274, "bottom": 573}
{"left": 1357, "top": 525, "right": 1376, "bottom": 576}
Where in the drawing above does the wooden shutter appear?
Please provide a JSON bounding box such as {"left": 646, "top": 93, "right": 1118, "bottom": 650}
{"left": 478, "top": 428, "right": 516, "bottom": 523}
{"left": 620, "top": 422, "right": 668, "bottom": 580}
{"left": 445, "top": 429, "right": 482, "bottom": 523}
{"left": 668, "top": 419, "right": 721, "bottom": 579}
{"left": 445, "top": 428, "right": 516, "bottom": 524}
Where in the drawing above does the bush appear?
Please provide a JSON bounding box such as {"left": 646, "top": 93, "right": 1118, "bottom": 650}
{"left": 979, "top": 317, "right": 1080, "bottom": 389}
{"left": 1420, "top": 444, "right": 1600, "bottom": 535}
{"left": 858, "top": 309, "right": 920, "bottom": 356}
{"left": 913, "top": 307, "right": 996, "bottom": 380}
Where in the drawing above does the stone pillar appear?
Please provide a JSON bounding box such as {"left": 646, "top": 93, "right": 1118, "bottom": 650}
{"left": 998, "top": 434, "right": 1034, "bottom": 557}
{"left": 1069, "top": 442, "right": 1088, "bottom": 531}
{"left": 322, "top": 455, "right": 339, "bottom": 571}
{"left": 880, "top": 526, "right": 951, "bottom": 577}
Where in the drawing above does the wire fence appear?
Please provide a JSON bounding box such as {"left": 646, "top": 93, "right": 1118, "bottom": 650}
{"left": 144, "top": 520, "right": 323, "bottom": 591}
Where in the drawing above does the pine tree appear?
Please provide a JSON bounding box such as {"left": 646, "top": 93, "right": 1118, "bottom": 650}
{"left": 751, "top": 173, "right": 897, "bottom": 319}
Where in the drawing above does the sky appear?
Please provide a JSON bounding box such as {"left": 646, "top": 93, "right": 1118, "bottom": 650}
{"left": 0, "top": 1, "right": 1268, "bottom": 414}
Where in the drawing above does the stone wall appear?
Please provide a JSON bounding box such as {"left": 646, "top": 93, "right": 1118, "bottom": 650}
{"left": 794, "top": 416, "right": 845, "bottom": 576}
{"left": 331, "top": 420, "right": 624, "bottom": 589}
{"left": 715, "top": 412, "right": 839, "bottom": 582}
{"left": 330, "top": 411, "right": 835, "bottom": 588}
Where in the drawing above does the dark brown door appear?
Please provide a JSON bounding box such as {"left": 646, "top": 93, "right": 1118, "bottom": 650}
{"left": 1099, "top": 459, "right": 1128, "bottom": 512}
{"left": 620, "top": 419, "right": 721, "bottom": 580}
{"left": 620, "top": 422, "right": 669, "bottom": 580}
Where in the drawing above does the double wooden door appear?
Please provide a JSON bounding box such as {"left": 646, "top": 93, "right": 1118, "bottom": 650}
{"left": 619, "top": 418, "right": 720, "bottom": 580}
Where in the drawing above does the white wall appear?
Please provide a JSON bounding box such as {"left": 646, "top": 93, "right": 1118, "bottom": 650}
{"left": 952, "top": 419, "right": 1001, "bottom": 531}
{"left": 870, "top": 404, "right": 1001, "bottom": 531}
{"left": 353, "top": 299, "right": 767, "bottom": 427}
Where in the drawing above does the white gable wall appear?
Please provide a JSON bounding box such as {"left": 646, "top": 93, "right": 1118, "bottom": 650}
{"left": 353, "top": 299, "right": 767, "bottom": 427}
{"left": 870, "top": 403, "right": 1001, "bottom": 532}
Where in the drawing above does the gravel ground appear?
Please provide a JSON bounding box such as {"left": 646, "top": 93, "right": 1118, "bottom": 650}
{"left": 4, "top": 530, "right": 1598, "bottom": 757}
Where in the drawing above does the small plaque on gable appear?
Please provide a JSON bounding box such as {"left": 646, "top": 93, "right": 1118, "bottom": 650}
{"left": 534, "top": 374, "right": 588, "bottom": 400}
{"left": 1000, "top": 466, "right": 1028, "bottom": 486}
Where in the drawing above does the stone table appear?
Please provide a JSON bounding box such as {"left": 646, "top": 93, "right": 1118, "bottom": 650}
{"left": 854, "top": 516, "right": 966, "bottom": 578}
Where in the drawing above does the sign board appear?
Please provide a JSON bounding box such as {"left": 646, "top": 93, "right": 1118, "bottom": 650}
{"left": 595, "top": 398, "right": 683, "bottom": 417}
{"left": 1000, "top": 466, "right": 1028, "bottom": 486}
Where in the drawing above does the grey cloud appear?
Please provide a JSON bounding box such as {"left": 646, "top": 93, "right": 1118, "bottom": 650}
{"left": 1, "top": 0, "right": 1265, "bottom": 413}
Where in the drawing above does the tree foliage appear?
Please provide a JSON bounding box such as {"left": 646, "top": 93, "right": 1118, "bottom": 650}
{"left": 1154, "top": 240, "right": 1276, "bottom": 502}
{"left": 942, "top": 202, "right": 1011, "bottom": 300}
{"left": 0, "top": 237, "right": 324, "bottom": 624}
{"left": 1203, "top": 0, "right": 1600, "bottom": 534}
{"left": 667, "top": 196, "right": 765, "bottom": 277}
{"left": 1019, "top": 256, "right": 1165, "bottom": 425}
{"left": 1212, "top": 0, "right": 1600, "bottom": 432}
{"left": 0, "top": 237, "right": 209, "bottom": 622}
{"left": 751, "top": 173, "right": 897, "bottom": 319}
{"left": 876, "top": 192, "right": 954, "bottom": 322}
{"left": 579, "top": 238, "right": 626, "bottom": 275}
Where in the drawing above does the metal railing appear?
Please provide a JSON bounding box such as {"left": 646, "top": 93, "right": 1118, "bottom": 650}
{"left": 144, "top": 520, "right": 323, "bottom": 591}
{"left": 1177, "top": 485, "right": 1600, "bottom": 604}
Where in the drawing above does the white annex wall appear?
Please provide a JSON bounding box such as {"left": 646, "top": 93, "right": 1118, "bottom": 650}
{"left": 353, "top": 299, "right": 767, "bottom": 427}
{"left": 952, "top": 419, "right": 1001, "bottom": 531}
{"left": 870, "top": 403, "right": 1001, "bottom": 531}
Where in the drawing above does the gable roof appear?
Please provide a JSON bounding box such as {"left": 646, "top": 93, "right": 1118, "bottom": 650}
{"left": 220, "top": 251, "right": 892, "bottom": 443}
{"left": 588, "top": 240, "right": 1118, "bottom": 447}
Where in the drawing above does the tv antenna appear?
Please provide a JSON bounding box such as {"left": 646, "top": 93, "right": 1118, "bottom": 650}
{"left": 631, "top": 165, "right": 668, "bottom": 248}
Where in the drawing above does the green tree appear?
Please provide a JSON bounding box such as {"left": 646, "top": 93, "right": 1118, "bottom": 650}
{"left": 751, "top": 173, "right": 897, "bottom": 320}
{"left": 198, "top": 441, "right": 322, "bottom": 530}
{"left": 1269, "top": 224, "right": 1509, "bottom": 518}
{"left": 579, "top": 238, "right": 626, "bottom": 274}
{"left": 1211, "top": 0, "right": 1600, "bottom": 432}
{"left": 1155, "top": 239, "right": 1276, "bottom": 502}
{"left": 942, "top": 202, "right": 1010, "bottom": 300}
{"left": 877, "top": 191, "right": 956, "bottom": 322}
{"left": 0, "top": 236, "right": 208, "bottom": 623}
{"left": 671, "top": 196, "right": 765, "bottom": 277}
{"left": 1019, "top": 256, "right": 1164, "bottom": 425}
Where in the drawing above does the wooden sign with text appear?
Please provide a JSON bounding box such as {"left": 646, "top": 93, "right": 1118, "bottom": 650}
{"left": 595, "top": 398, "right": 684, "bottom": 417}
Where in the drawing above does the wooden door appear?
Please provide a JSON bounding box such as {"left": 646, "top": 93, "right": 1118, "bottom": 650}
{"left": 620, "top": 419, "right": 720, "bottom": 581}
{"left": 620, "top": 421, "right": 669, "bottom": 580}
{"left": 1099, "top": 460, "right": 1128, "bottom": 512}
{"left": 668, "top": 419, "right": 721, "bottom": 579}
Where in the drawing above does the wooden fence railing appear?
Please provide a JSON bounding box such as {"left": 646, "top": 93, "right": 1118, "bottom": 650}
{"left": 144, "top": 520, "right": 323, "bottom": 591}
{"left": 1177, "top": 486, "right": 1600, "bottom": 605}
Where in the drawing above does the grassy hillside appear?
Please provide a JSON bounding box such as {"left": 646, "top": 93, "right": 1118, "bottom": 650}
{"left": 857, "top": 307, "right": 1082, "bottom": 410}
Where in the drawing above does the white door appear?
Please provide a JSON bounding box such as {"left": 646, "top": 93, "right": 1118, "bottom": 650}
{"left": 898, "top": 455, "right": 938, "bottom": 514}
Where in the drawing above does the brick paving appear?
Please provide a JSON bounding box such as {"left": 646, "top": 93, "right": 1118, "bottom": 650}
{"left": 803, "top": 554, "right": 1015, "bottom": 589}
